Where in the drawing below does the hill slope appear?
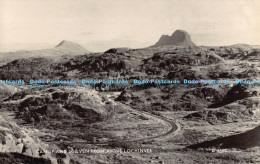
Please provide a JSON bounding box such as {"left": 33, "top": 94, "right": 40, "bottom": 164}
{"left": 0, "top": 40, "right": 90, "bottom": 65}
{"left": 187, "top": 125, "right": 260, "bottom": 149}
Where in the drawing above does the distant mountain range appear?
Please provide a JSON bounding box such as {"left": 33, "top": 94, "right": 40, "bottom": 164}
{"left": 1, "top": 30, "right": 260, "bottom": 66}
{"left": 0, "top": 40, "right": 90, "bottom": 65}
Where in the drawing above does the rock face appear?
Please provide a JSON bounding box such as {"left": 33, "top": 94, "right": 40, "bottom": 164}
{"left": 0, "top": 116, "right": 69, "bottom": 164}
{"left": 153, "top": 30, "right": 196, "bottom": 47}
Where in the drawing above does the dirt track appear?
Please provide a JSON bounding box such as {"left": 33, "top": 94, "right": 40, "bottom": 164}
{"left": 118, "top": 102, "right": 179, "bottom": 142}
{"left": 73, "top": 100, "right": 180, "bottom": 145}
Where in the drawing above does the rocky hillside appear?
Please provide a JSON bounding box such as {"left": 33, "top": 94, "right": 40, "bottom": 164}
{"left": 142, "top": 49, "right": 224, "bottom": 75}
{"left": 0, "top": 115, "right": 69, "bottom": 164}
{"left": 11, "top": 87, "right": 108, "bottom": 125}
{"left": 187, "top": 125, "right": 260, "bottom": 149}
{"left": 210, "top": 83, "right": 259, "bottom": 108}
{"left": 0, "top": 42, "right": 258, "bottom": 85}
{"left": 0, "top": 58, "right": 57, "bottom": 80}
{"left": 241, "top": 50, "right": 260, "bottom": 62}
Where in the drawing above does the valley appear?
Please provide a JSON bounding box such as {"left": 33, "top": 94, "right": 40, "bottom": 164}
{"left": 0, "top": 30, "right": 259, "bottom": 164}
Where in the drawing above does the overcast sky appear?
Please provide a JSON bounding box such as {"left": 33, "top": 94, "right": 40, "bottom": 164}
{"left": 1, "top": 0, "right": 260, "bottom": 52}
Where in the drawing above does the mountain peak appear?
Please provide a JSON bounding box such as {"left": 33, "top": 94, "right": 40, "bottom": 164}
{"left": 55, "top": 40, "right": 78, "bottom": 48}
{"left": 174, "top": 29, "right": 187, "bottom": 33}
{"left": 153, "top": 30, "right": 196, "bottom": 47}
{"left": 55, "top": 40, "right": 90, "bottom": 54}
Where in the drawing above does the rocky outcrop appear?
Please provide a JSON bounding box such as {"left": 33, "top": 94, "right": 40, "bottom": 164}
{"left": 115, "top": 90, "right": 133, "bottom": 101}
{"left": 0, "top": 116, "right": 70, "bottom": 164}
{"left": 105, "top": 48, "right": 131, "bottom": 53}
{"left": 242, "top": 50, "right": 260, "bottom": 62}
{"left": 210, "top": 83, "right": 259, "bottom": 108}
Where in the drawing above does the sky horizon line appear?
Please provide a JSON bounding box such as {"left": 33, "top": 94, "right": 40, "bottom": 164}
{"left": 1, "top": 36, "right": 259, "bottom": 53}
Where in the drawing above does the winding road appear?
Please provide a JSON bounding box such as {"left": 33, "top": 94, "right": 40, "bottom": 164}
{"left": 72, "top": 98, "right": 180, "bottom": 145}
{"left": 118, "top": 102, "right": 179, "bottom": 142}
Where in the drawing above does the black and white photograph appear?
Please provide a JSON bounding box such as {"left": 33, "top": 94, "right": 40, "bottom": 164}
{"left": 0, "top": 0, "right": 259, "bottom": 163}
